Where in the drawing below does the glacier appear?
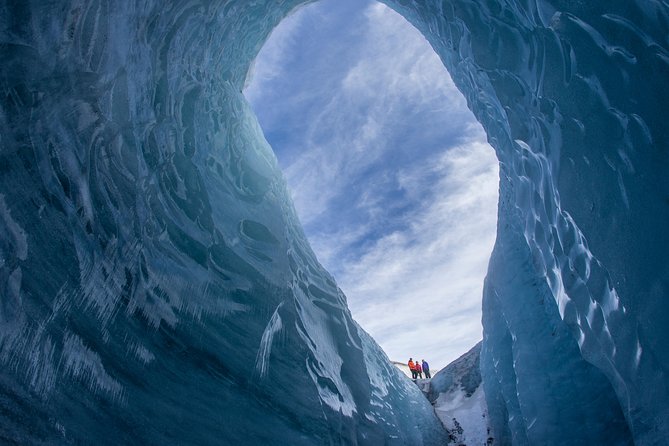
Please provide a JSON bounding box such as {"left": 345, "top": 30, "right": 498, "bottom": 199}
{"left": 0, "top": 0, "right": 667, "bottom": 445}
{"left": 422, "top": 342, "right": 491, "bottom": 446}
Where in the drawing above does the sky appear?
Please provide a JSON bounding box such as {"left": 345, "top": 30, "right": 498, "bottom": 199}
{"left": 244, "top": 0, "right": 499, "bottom": 370}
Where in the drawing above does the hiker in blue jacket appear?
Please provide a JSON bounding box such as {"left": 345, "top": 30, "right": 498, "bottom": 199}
{"left": 422, "top": 359, "right": 431, "bottom": 379}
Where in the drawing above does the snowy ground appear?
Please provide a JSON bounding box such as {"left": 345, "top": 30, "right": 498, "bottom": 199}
{"left": 391, "top": 361, "right": 413, "bottom": 378}
{"left": 393, "top": 343, "right": 493, "bottom": 445}
{"left": 433, "top": 384, "right": 490, "bottom": 445}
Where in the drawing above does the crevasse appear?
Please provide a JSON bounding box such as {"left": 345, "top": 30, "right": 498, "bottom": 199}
{"left": 0, "top": 0, "right": 667, "bottom": 444}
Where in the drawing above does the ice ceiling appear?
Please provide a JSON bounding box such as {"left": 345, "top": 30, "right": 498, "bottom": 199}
{"left": 0, "top": 0, "right": 667, "bottom": 444}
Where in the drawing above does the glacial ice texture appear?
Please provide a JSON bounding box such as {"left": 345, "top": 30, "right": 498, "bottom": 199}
{"left": 0, "top": 1, "right": 448, "bottom": 444}
{"left": 427, "top": 342, "right": 491, "bottom": 446}
{"left": 0, "top": 0, "right": 668, "bottom": 445}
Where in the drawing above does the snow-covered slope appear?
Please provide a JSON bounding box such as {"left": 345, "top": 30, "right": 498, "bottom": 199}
{"left": 391, "top": 361, "right": 413, "bottom": 378}
{"left": 426, "top": 342, "right": 492, "bottom": 446}
{"left": 436, "top": 387, "right": 489, "bottom": 446}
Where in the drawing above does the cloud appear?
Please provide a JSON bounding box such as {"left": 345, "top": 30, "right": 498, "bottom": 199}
{"left": 338, "top": 142, "right": 498, "bottom": 369}
{"left": 244, "top": 0, "right": 499, "bottom": 370}
{"left": 244, "top": 6, "right": 310, "bottom": 103}
{"left": 278, "top": 4, "right": 495, "bottom": 245}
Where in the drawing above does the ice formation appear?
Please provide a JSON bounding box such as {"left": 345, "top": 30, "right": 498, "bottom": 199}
{"left": 425, "top": 342, "right": 490, "bottom": 446}
{"left": 0, "top": 0, "right": 667, "bottom": 444}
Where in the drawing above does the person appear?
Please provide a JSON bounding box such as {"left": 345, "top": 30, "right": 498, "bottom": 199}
{"left": 415, "top": 360, "right": 423, "bottom": 379}
{"left": 422, "top": 359, "right": 431, "bottom": 379}
{"left": 408, "top": 358, "right": 417, "bottom": 379}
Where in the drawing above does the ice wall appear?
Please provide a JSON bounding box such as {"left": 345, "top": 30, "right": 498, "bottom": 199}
{"left": 382, "top": 0, "right": 668, "bottom": 444}
{"left": 0, "top": 1, "right": 447, "bottom": 444}
{"left": 0, "top": 0, "right": 667, "bottom": 444}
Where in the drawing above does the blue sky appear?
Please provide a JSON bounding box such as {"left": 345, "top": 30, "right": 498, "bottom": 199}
{"left": 244, "top": 0, "right": 499, "bottom": 370}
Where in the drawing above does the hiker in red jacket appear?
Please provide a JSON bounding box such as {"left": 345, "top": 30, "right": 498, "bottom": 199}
{"left": 415, "top": 360, "right": 423, "bottom": 379}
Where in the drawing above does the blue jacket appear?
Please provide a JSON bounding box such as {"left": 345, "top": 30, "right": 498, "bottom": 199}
{"left": 422, "top": 361, "right": 429, "bottom": 371}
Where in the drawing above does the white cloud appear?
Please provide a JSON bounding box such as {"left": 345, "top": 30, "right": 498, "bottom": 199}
{"left": 338, "top": 142, "right": 499, "bottom": 369}
{"left": 245, "top": 0, "right": 500, "bottom": 371}
{"left": 281, "top": 3, "right": 477, "bottom": 227}
{"left": 244, "top": 6, "right": 309, "bottom": 103}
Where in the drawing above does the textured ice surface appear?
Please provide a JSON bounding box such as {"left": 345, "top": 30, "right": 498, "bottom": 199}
{"left": 1, "top": 0, "right": 668, "bottom": 444}
{"left": 427, "top": 342, "right": 483, "bottom": 405}
{"left": 0, "top": 1, "right": 448, "bottom": 444}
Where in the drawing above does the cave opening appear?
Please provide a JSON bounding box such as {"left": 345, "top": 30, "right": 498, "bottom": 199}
{"left": 243, "top": 0, "right": 500, "bottom": 371}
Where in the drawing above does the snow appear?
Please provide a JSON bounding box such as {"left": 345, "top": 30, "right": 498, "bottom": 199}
{"left": 434, "top": 385, "right": 489, "bottom": 446}
{"left": 391, "top": 361, "right": 413, "bottom": 378}
{"left": 423, "top": 342, "right": 492, "bottom": 445}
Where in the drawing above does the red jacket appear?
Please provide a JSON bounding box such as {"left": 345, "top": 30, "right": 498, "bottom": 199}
{"left": 415, "top": 363, "right": 422, "bottom": 372}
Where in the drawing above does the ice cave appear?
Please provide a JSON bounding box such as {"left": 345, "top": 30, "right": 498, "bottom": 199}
{"left": 0, "top": 0, "right": 667, "bottom": 445}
